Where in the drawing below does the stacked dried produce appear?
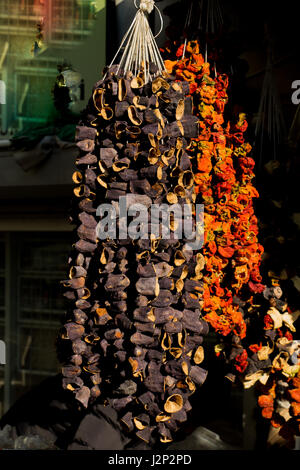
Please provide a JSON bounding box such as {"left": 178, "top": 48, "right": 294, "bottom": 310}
{"left": 257, "top": 355, "right": 300, "bottom": 442}
{"left": 163, "top": 39, "right": 300, "bottom": 442}
{"left": 164, "top": 41, "right": 249, "bottom": 360}
{"left": 243, "top": 284, "right": 300, "bottom": 442}
{"left": 228, "top": 111, "right": 300, "bottom": 440}
{"left": 58, "top": 62, "right": 210, "bottom": 446}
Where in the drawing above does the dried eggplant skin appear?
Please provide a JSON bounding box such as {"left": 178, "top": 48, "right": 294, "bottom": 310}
{"left": 59, "top": 66, "right": 208, "bottom": 446}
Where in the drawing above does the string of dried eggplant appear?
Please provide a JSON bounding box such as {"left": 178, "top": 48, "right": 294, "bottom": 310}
{"left": 58, "top": 4, "right": 209, "bottom": 444}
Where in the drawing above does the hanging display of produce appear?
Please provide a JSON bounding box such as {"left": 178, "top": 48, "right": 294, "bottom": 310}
{"left": 161, "top": 31, "right": 300, "bottom": 442}
{"left": 58, "top": 0, "right": 210, "bottom": 446}
{"left": 57, "top": 0, "right": 300, "bottom": 447}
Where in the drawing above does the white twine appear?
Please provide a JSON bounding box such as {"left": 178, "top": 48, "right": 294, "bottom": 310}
{"left": 254, "top": 52, "right": 286, "bottom": 165}
{"left": 105, "top": 0, "right": 165, "bottom": 83}
{"left": 181, "top": 1, "right": 223, "bottom": 70}
{"left": 135, "top": 0, "right": 154, "bottom": 14}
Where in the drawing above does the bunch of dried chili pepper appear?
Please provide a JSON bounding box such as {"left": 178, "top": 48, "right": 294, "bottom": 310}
{"left": 162, "top": 39, "right": 300, "bottom": 441}
{"left": 163, "top": 41, "right": 248, "bottom": 352}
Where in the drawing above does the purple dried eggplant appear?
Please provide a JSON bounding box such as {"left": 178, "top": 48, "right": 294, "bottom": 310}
{"left": 112, "top": 396, "right": 134, "bottom": 411}
{"left": 77, "top": 139, "right": 95, "bottom": 153}
{"left": 136, "top": 277, "right": 159, "bottom": 296}
{"left": 63, "top": 376, "right": 84, "bottom": 391}
{"left": 77, "top": 224, "right": 97, "bottom": 243}
{"left": 63, "top": 323, "right": 85, "bottom": 341}
{"left": 133, "top": 306, "right": 153, "bottom": 322}
{"left": 59, "top": 70, "right": 208, "bottom": 446}
{"left": 115, "top": 101, "right": 129, "bottom": 118}
{"left": 72, "top": 339, "right": 88, "bottom": 355}
{"left": 104, "top": 328, "right": 123, "bottom": 341}
{"left": 75, "top": 239, "right": 97, "bottom": 254}
{"left": 70, "top": 266, "right": 87, "bottom": 278}
{"left": 70, "top": 355, "right": 83, "bottom": 367}
{"left": 188, "top": 366, "right": 208, "bottom": 386}
{"left": 164, "top": 322, "right": 182, "bottom": 334}
{"left": 78, "top": 198, "right": 96, "bottom": 214}
{"left": 121, "top": 411, "right": 134, "bottom": 432}
{"left": 181, "top": 293, "right": 201, "bottom": 310}
{"left": 90, "top": 385, "right": 101, "bottom": 399}
{"left": 75, "top": 126, "right": 97, "bottom": 142}
{"left": 158, "top": 278, "right": 174, "bottom": 290}
{"left": 151, "top": 290, "right": 174, "bottom": 307}
{"left": 144, "top": 374, "right": 164, "bottom": 393}
{"left": 115, "top": 380, "right": 137, "bottom": 396}
{"left": 130, "top": 332, "right": 154, "bottom": 346}
{"left": 136, "top": 427, "right": 152, "bottom": 443}
{"left": 62, "top": 365, "right": 81, "bottom": 378}
{"left": 105, "top": 274, "right": 130, "bottom": 291}
{"left": 75, "top": 299, "right": 91, "bottom": 310}
{"left": 76, "top": 153, "right": 98, "bottom": 166}
{"left": 99, "top": 147, "right": 118, "bottom": 168}
{"left": 73, "top": 309, "right": 88, "bottom": 325}
{"left": 114, "top": 350, "right": 127, "bottom": 363}
{"left": 115, "top": 313, "right": 133, "bottom": 329}
{"left": 134, "top": 322, "right": 156, "bottom": 334}
{"left": 181, "top": 309, "right": 207, "bottom": 334}
{"left": 135, "top": 296, "right": 150, "bottom": 309}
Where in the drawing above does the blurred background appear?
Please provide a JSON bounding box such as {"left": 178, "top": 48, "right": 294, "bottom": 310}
{"left": 0, "top": 0, "right": 106, "bottom": 419}
{"left": 0, "top": 0, "right": 299, "bottom": 450}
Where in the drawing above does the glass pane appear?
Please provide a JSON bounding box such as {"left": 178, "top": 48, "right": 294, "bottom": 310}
{"left": 52, "top": 0, "right": 94, "bottom": 35}
{"left": 16, "top": 74, "right": 56, "bottom": 121}
{"left": 12, "top": 373, "right": 55, "bottom": 414}
{"left": 0, "top": 277, "right": 5, "bottom": 306}
{"left": 0, "top": 0, "right": 44, "bottom": 17}
{"left": 0, "top": 374, "right": 4, "bottom": 419}
{"left": 0, "top": 326, "right": 5, "bottom": 420}
{"left": 20, "top": 277, "right": 66, "bottom": 317}
{"left": 0, "top": 240, "right": 5, "bottom": 320}
{"left": 0, "top": 241, "right": 5, "bottom": 270}
{"left": 20, "top": 239, "right": 70, "bottom": 273}
{"left": 0, "top": 278, "right": 4, "bottom": 319}
{"left": 19, "top": 326, "right": 60, "bottom": 373}
{"left": 19, "top": 234, "right": 71, "bottom": 321}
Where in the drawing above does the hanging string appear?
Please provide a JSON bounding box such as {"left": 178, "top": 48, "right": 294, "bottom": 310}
{"left": 182, "top": 0, "right": 223, "bottom": 72}
{"left": 182, "top": 1, "right": 193, "bottom": 60}
{"left": 197, "top": 0, "right": 203, "bottom": 31}
{"left": 254, "top": 45, "right": 286, "bottom": 167}
{"left": 105, "top": 0, "right": 165, "bottom": 83}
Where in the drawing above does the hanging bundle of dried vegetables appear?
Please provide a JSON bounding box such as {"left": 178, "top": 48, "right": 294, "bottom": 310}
{"left": 228, "top": 100, "right": 300, "bottom": 440}
{"left": 57, "top": 1, "right": 209, "bottom": 446}
{"left": 244, "top": 285, "right": 300, "bottom": 441}
{"left": 163, "top": 41, "right": 248, "bottom": 354}
{"left": 162, "top": 38, "right": 300, "bottom": 442}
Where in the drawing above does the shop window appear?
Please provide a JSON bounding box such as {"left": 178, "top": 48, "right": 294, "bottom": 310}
{"left": 0, "top": 240, "right": 4, "bottom": 321}
{"left": 0, "top": 1, "right": 95, "bottom": 41}
{"left": 50, "top": 0, "right": 95, "bottom": 42}
{"left": 16, "top": 72, "right": 56, "bottom": 123}
{"left": 0, "top": 326, "right": 4, "bottom": 419}
{"left": 0, "top": 232, "right": 71, "bottom": 417}
{"left": 0, "top": 0, "right": 45, "bottom": 30}
{"left": 0, "top": 71, "right": 6, "bottom": 132}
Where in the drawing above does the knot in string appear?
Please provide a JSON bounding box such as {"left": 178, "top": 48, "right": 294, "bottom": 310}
{"left": 105, "top": 0, "right": 165, "bottom": 83}
{"left": 135, "top": 0, "right": 155, "bottom": 14}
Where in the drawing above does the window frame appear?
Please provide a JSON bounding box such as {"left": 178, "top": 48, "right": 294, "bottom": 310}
{"left": 2, "top": 231, "right": 71, "bottom": 414}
